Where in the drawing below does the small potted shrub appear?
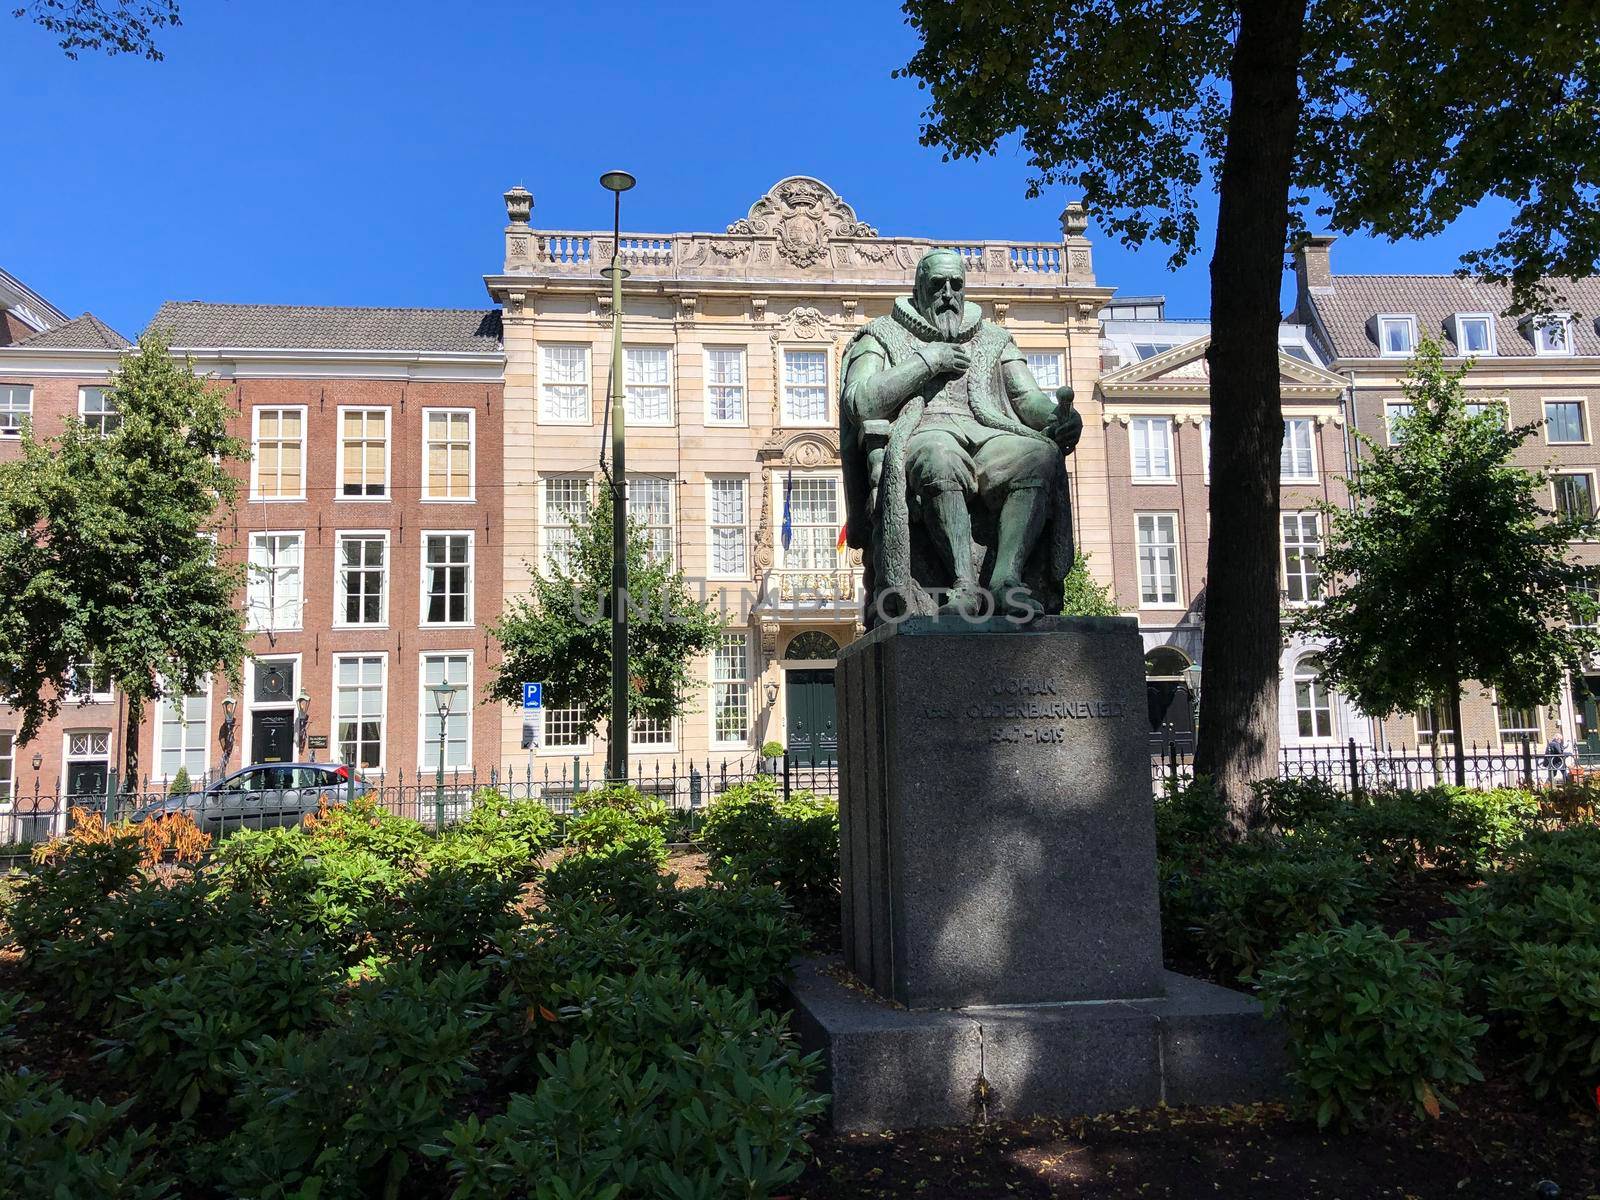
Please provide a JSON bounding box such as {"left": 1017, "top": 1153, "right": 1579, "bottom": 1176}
{"left": 760, "top": 741, "right": 786, "bottom": 775}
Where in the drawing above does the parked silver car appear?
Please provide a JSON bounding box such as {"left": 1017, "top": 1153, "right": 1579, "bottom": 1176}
{"left": 134, "top": 762, "right": 373, "bottom": 833}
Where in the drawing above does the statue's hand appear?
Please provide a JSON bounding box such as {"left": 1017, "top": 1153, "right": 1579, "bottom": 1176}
{"left": 919, "top": 342, "right": 971, "bottom": 377}
{"left": 1045, "top": 386, "right": 1082, "bottom": 454}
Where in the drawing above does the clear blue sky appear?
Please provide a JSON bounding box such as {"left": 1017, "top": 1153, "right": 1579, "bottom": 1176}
{"left": 4, "top": 0, "right": 1510, "bottom": 339}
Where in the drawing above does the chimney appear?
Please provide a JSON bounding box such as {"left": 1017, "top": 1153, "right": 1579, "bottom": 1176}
{"left": 1294, "top": 235, "right": 1336, "bottom": 295}
{"left": 503, "top": 185, "right": 533, "bottom": 273}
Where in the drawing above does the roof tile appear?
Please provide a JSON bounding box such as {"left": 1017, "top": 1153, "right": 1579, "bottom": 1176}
{"left": 144, "top": 301, "right": 503, "bottom": 354}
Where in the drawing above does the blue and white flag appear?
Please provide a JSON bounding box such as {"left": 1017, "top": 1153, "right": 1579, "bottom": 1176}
{"left": 781, "top": 468, "right": 794, "bottom": 551}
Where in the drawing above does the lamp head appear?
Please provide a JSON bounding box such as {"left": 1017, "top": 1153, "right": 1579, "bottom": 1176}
{"left": 296, "top": 689, "right": 311, "bottom": 716}
{"left": 31, "top": 752, "right": 41, "bottom": 771}
{"left": 599, "top": 169, "right": 636, "bottom": 194}
{"left": 222, "top": 695, "right": 237, "bottom": 719}
{"left": 431, "top": 681, "right": 459, "bottom": 717}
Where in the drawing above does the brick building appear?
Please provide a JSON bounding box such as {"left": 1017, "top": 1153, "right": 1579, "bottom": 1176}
{"left": 0, "top": 284, "right": 504, "bottom": 832}
{"left": 1294, "top": 237, "right": 1600, "bottom": 753}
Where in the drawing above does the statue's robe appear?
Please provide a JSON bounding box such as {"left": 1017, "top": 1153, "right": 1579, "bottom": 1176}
{"left": 841, "top": 299, "right": 1075, "bottom": 626}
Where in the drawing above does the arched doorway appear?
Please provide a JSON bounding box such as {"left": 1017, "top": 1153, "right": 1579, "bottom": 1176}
{"left": 784, "top": 631, "right": 840, "bottom": 765}
{"left": 1145, "top": 646, "right": 1195, "bottom": 752}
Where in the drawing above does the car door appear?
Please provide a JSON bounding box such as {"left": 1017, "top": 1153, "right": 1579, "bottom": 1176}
{"left": 203, "top": 769, "right": 255, "bottom": 836}
{"left": 292, "top": 766, "right": 340, "bottom": 824}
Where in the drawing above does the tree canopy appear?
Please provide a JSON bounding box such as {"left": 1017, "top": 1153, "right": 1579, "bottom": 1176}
{"left": 1060, "top": 552, "right": 1122, "bottom": 618}
{"left": 0, "top": 334, "right": 251, "bottom": 784}
{"left": 898, "top": 0, "right": 1600, "bottom": 809}
{"left": 488, "top": 485, "right": 724, "bottom": 743}
{"left": 14, "top": 0, "right": 181, "bottom": 61}
{"left": 1296, "top": 339, "right": 1600, "bottom": 784}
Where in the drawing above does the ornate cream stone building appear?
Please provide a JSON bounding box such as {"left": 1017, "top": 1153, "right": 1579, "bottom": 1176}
{"left": 483, "top": 177, "right": 1112, "bottom": 772}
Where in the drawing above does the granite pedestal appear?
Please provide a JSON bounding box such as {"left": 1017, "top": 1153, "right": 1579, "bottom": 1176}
{"left": 788, "top": 616, "right": 1287, "bottom": 1130}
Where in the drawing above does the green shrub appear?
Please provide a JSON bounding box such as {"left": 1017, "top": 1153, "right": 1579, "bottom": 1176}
{"left": 1187, "top": 842, "right": 1375, "bottom": 979}
{"left": 670, "top": 883, "right": 808, "bottom": 1001}
{"left": 1486, "top": 941, "right": 1600, "bottom": 1100}
{"left": 303, "top": 793, "right": 429, "bottom": 869}
{"left": 212, "top": 961, "right": 493, "bottom": 1200}
{"left": 429, "top": 974, "right": 823, "bottom": 1200}
{"left": 0, "top": 1072, "right": 172, "bottom": 1199}
{"left": 0, "top": 991, "right": 38, "bottom": 1055}
{"left": 100, "top": 934, "right": 343, "bottom": 1116}
{"left": 1250, "top": 775, "right": 1345, "bottom": 833}
{"left": 370, "top": 864, "right": 523, "bottom": 971}
{"left": 700, "top": 779, "right": 840, "bottom": 939}
{"left": 1330, "top": 786, "right": 1536, "bottom": 879}
{"left": 1259, "top": 923, "right": 1485, "bottom": 1129}
{"left": 1153, "top": 775, "right": 1229, "bottom": 862}
{"left": 30, "top": 873, "right": 271, "bottom": 1018}
{"left": 543, "top": 841, "right": 675, "bottom": 918}
{"left": 564, "top": 805, "right": 667, "bottom": 863}
{"left": 5, "top": 836, "right": 143, "bottom": 954}
{"left": 168, "top": 766, "right": 192, "bottom": 797}
{"left": 437, "top": 791, "right": 558, "bottom": 882}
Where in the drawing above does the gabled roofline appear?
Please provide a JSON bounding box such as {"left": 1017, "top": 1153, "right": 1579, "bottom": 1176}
{"left": 0, "top": 267, "right": 71, "bottom": 332}
{"left": 1097, "top": 333, "right": 1348, "bottom": 398}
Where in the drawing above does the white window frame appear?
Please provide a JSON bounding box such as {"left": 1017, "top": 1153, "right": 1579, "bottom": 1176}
{"left": 539, "top": 343, "right": 592, "bottom": 425}
{"left": 62, "top": 729, "right": 112, "bottom": 806}
{"left": 250, "top": 406, "right": 308, "bottom": 502}
{"left": 1376, "top": 314, "right": 1418, "bottom": 358}
{"left": 417, "top": 651, "right": 472, "bottom": 772}
{"left": 628, "top": 712, "right": 677, "bottom": 753}
{"left": 69, "top": 656, "right": 114, "bottom": 703}
{"left": 1532, "top": 314, "right": 1575, "bottom": 357}
{"left": 1384, "top": 400, "right": 1414, "bottom": 446}
{"left": 420, "top": 530, "right": 475, "bottom": 627}
{"left": 78, "top": 386, "right": 121, "bottom": 437}
{"left": 780, "top": 346, "right": 831, "bottom": 428}
{"left": 157, "top": 683, "right": 211, "bottom": 783}
{"left": 1281, "top": 512, "right": 1323, "bottom": 605}
{"left": 1023, "top": 350, "right": 1065, "bottom": 391}
{"left": 1200, "top": 417, "right": 1211, "bottom": 484}
{"left": 1415, "top": 703, "right": 1455, "bottom": 748}
{"left": 247, "top": 531, "right": 305, "bottom": 632}
{"left": 1543, "top": 397, "right": 1589, "bottom": 446}
{"left": 1129, "top": 416, "right": 1176, "bottom": 483}
{"left": 1493, "top": 692, "right": 1542, "bottom": 748}
{"left": 0, "top": 730, "right": 14, "bottom": 805}
{"left": 336, "top": 406, "right": 391, "bottom": 500}
{"left": 775, "top": 471, "right": 845, "bottom": 571}
{"left": 1135, "top": 512, "right": 1181, "bottom": 608}
{"left": 421, "top": 407, "right": 476, "bottom": 502}
{"left": 707, "top": 475, "right": 749, "bottom": 580}
{"left": 627, "top": 474, "right": 675, "bottom": 567}
{"left": 704, "top": 346, "right": 748, "bottom": 427}
{"left": 541, "top": 475, "right": 591, "bottom": 575}
{"left": 1280, "top": 417, "right": 1318, "bottom": 482}
{"left": 1292, "top": 655, "right": 1335, "bottom": 742}
{"left": 0, "top": 384, "right": 30, "bottom": 437}
{"left": 623, "top": 345, "right": 673, "bottom": 427}
{"left": 1552, "top": 470, "right": 1597, "bottom": 523}
{"left": 333, "top": 530, "right": 390, "bottom": 629}
{"left": 538, "top": 702, "right": 591, "bottom": 755}
{"left": 1464, "top": 397, "right": 1508, "bottom": 425}
{"left": 1453, "top": 313, "right": 1496, "bottom": 357}
{"left": 710, "top": 631, "right": 752, "bottom": 749}
{"left": 332, "top": 653, "right": 388, "bottom": 774}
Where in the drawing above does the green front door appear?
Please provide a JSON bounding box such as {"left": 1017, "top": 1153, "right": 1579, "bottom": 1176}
{"left": 786, "top": 669, "right": 838, "bottom": 766}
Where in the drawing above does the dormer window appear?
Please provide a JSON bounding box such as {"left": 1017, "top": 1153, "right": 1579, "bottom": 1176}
{"left": 1377, "top": 314, "right": 1417, "bottom": 357}
{"left": 1453, "top": 313, "right": 1495, "bottom": 356}
{"left": 1531, "top": 314, "right": 1574, "bottom": 356}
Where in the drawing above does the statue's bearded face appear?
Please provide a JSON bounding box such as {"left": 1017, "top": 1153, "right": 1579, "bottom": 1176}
{"left": 913, "top": 255, "right": 967, "bottom": 341}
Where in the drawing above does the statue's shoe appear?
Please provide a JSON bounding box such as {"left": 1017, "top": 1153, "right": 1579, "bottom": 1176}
{"left": 938, "top": 581, "right": 990, "bottom": 618}
{"left": 993, "top": 579, "right": 1045, "bottom": 622}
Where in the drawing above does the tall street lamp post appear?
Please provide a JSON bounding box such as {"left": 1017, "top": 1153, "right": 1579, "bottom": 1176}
{"left": 430, "top": 681, "right": 458, "bottom": 830}
{"left": 600, "top": 168, "right": 636, "bottom": 785}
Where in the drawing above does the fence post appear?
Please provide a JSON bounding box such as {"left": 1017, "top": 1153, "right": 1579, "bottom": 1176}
{"left": 1347, "top": 738, "right": 1360, "bottom": 796}
{"left": 1522, "top": 738, "right": 1534, "bottom": 790}
{"left": 783, "top": 751, "right": 792, "bottom": 803}
{"left": 105, "top": 769, "right": 117, "bottom": 824}
{"left": 1165, "top": 739, "right": 1178, "bottom": 788}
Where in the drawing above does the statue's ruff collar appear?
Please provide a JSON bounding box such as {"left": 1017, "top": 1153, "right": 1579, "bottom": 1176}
{"left": 892, "top": 297, "right": 984, "bottom": 344}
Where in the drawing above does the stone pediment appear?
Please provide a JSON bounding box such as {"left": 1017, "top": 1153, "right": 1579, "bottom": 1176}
{"left": 727, "top": 177, "right": 878, "bottom": 268}
{"left": 1098, "top": 335, "right": 1346, "bottom": 401}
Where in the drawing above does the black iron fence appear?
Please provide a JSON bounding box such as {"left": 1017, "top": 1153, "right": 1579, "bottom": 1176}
{"left": 0, "top": 753, "right": 844, "bottom": 848}
{"left": 1149, "top": 737, "right": 1574, "bottom": 794}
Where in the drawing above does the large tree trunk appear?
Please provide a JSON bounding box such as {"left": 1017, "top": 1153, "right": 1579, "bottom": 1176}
{"left": 1449, "top": 686, "right": 1466, "bottom": 788}
{"left": 1194, "top": 0, "right": 1308, "bottom": 828}
{"left": 123, "top": 690, "right": 142, "bottom": 796}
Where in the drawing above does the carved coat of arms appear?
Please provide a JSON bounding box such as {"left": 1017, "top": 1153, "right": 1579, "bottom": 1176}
{"left": 727, "top": 176, "right": 879, "bottom": 269}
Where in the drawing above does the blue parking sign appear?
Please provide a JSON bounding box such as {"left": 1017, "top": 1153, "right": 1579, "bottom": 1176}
{"left": 522, "top": 682, "right": 543, "bottom": 710}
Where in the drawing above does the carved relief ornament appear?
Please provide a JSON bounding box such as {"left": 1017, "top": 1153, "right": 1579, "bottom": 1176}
{"left": 727, "top": 176, "right": 879, "bottom": 269}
